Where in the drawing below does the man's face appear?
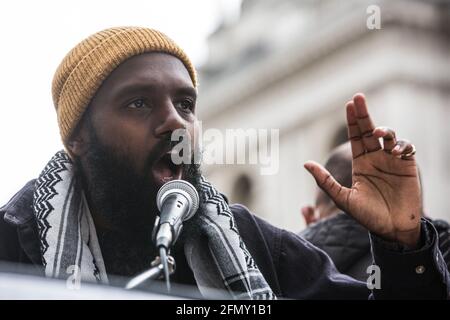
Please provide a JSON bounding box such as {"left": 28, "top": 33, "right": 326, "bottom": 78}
{"left": 73, "top": 53, "right": 200, "bottom": 231}
{"left": 87, "top": 52, "right": 197, "bottom": 187}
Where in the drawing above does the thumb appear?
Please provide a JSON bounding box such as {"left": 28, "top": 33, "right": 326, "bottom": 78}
{"left": 304, "top": 161, "right": 350, "bottom": 212}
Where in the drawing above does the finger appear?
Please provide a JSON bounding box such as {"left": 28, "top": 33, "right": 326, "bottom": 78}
{"left": 392, "top": 139, "right": 416, "bottom": 160}
{"left": 353, "top": 93, "right": 382, "bottom": 152}
{"left": 391, "top": 139, "right": 412, "bottom": 156}
{"left": 304, "top": 161, "right": 350, "bottom": 212}
{"left": 401, "top": 144, "right": 416, "bottom": 160}
{"left": 373, "top": 126, "right": 397, "bottom": 152}
{"left": 346, "top": 101, "right": 365, "bottom": 159}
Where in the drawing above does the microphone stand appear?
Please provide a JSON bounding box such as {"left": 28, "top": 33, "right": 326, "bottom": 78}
{"left": 125, "top": 252, "right": 175, "bottom": 291}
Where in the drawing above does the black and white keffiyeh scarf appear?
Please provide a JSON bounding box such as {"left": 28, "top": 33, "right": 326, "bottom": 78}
{"left": 184, "top": 176, "right": 275, "bottom": 299}
{"left": 33, "top": 151, "right": 275, "bottom": 299}
{"left": 33, "top": 151, "right": 107, "bottom": 284}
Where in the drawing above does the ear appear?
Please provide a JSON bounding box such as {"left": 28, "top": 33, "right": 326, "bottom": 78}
{"left": 301, "top": 205, "right": 317, "bottom": 226}
{"left": 67, "top": 120, "right": 90, "bottom": 157}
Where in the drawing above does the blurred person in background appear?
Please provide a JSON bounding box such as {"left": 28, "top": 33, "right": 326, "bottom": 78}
{"left": 300, "top": 142, "right": 450, "bottom": 281}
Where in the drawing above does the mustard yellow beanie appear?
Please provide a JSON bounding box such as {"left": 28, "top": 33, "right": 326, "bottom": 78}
{"left": 52, "top": 26, "right": 197, "bottom": 151}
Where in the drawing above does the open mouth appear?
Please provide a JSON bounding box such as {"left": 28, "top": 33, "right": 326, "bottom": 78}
{"left": 151, "top": 151, "right": 183, "bottom": 187}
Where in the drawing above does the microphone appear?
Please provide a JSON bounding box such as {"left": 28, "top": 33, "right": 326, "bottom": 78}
{"left": 154, "top": 179, "right": 199, "bottom": 250}
{"left": 126, "top": 180, "right": 199, "bottom": 292}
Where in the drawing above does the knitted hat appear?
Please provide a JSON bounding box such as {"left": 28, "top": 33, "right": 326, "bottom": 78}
{"left": 52, "top": 26, "right": 197, "bottom": 152}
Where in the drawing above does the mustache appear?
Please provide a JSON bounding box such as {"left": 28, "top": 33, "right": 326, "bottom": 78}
{"left": 145, "top": 134, "right": 180, "bottom": 168}
{"left": 147, "top": 134, "right": 202, "bottom": 182}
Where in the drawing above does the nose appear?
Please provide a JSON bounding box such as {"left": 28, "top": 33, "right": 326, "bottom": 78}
{"left": 154, "top": 100, "right": 186, "bottom": 138}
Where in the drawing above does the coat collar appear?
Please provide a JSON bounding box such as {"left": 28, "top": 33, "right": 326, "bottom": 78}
{"left": 1, "top": 179, "right": 42, "bottom": 266}
{"left": 1, "top": 180, "right": 36, "bottom": 226}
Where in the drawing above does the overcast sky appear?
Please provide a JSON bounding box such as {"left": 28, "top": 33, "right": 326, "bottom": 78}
{"left": 0, "top": 0, "right": 241, "bottom": 204}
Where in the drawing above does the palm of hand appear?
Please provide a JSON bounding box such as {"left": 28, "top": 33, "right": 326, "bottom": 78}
{"left": 305, "top": 94, "right": 421, "bottom": 247}
{"left": 347, "top": 150, "right": 420, "bottom": 239}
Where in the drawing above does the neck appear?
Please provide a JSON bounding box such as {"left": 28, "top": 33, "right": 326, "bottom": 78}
{"left": 319, "top": 205, "right": 341, "bottom": 220}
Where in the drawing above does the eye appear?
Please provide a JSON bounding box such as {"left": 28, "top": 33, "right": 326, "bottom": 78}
{"left": 127, "top": 98, "right": 150, "bottom": 109}
{"left": 177, "top": 99, "right": 194, "bottom": 113}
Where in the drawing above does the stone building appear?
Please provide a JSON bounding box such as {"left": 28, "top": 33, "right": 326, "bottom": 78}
{"left": 197, "top": 0, "right": 450, "bottom": 231}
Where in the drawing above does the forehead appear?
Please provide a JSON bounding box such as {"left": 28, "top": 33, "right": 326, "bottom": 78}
{"left": 97, "top": 52, "right": 194, "bottom": 95}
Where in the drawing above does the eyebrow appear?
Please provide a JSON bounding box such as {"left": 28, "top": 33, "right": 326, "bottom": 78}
{"left": 113, "top": 82, "right": 197, "bottom": 100}
{"left": 175, "top": 86, "right": 197, "bottom": 100}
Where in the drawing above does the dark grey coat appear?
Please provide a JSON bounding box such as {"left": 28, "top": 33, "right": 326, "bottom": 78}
{"left": 1, "top": 180, "right": 449, "bottom": 299}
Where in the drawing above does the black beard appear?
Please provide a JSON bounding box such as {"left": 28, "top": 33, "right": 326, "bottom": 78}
{"left": 76, "top": 124, "right": 203, "bottom": 279}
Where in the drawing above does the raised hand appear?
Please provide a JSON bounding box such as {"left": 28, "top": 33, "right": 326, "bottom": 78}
{"left": 304, "top": 94, "right": 421, "bottom": 248}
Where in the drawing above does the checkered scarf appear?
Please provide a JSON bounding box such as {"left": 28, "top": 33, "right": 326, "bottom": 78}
{"left": 32, "top": 151, "right": 107, "bottom": 283}
{"left": 32, "top": 150, "right": 275, "bottom": 299}
{"left": 184, "top": 177, "right": 276, "bottom": 299}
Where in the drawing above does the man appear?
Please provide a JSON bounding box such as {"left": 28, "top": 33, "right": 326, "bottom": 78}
{"left": 0, "top": 27, "right": 449, "bottom": 299}
{"left": 301, "top": 143, "right": 354, "bottom": 225}
{"left": 300, "top": 142, "right": 450, "bottom": 281}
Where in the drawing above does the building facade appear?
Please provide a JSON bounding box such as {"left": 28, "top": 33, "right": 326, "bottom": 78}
{"left": 197, "top": 0, "right": 450, "bottom": 232}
